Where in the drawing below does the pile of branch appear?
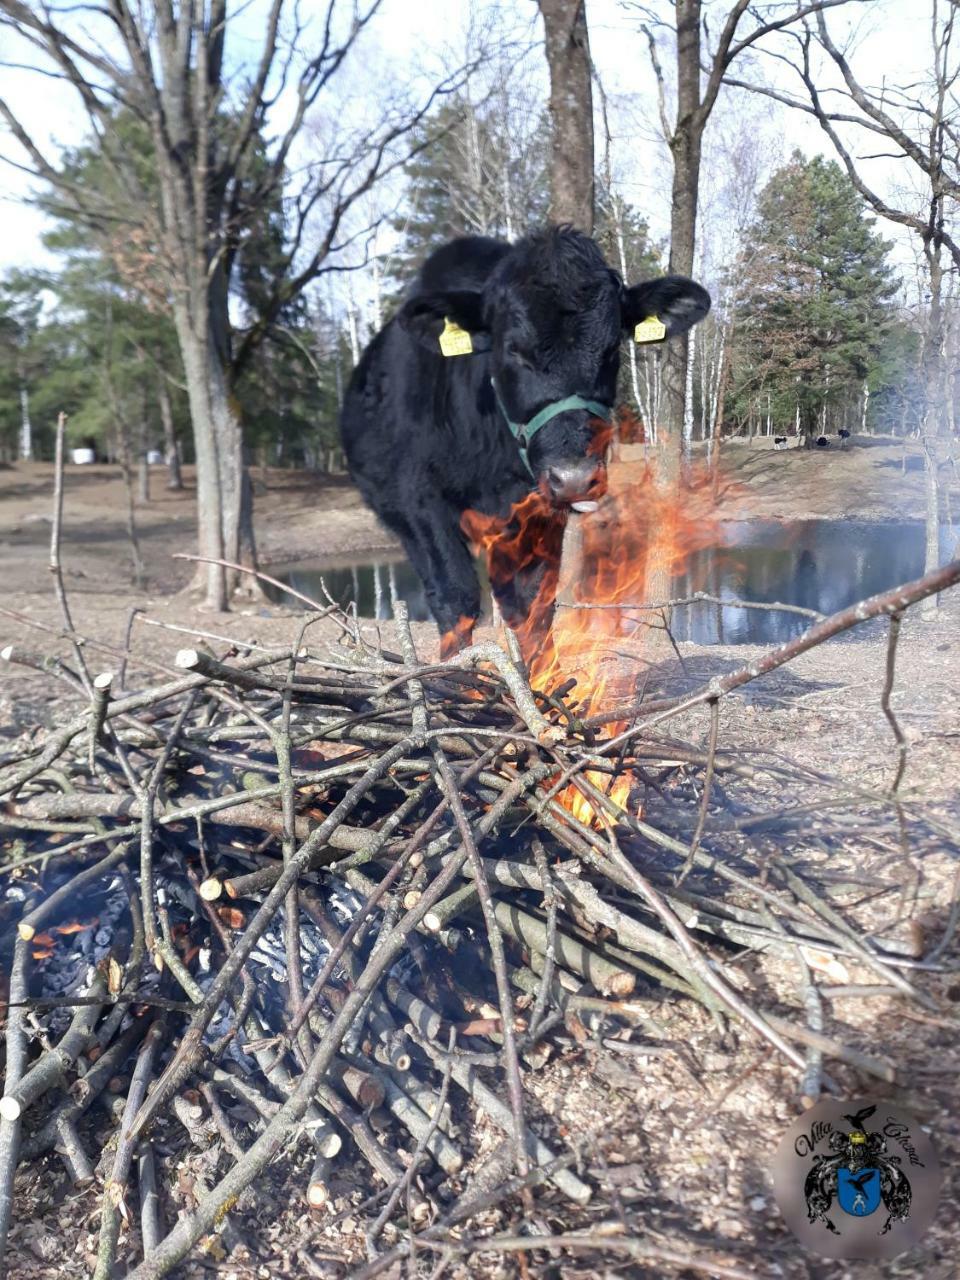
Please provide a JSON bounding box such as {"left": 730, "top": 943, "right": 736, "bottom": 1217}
{"left": 1, "top": 549, "right": 958, "bottom": 1278}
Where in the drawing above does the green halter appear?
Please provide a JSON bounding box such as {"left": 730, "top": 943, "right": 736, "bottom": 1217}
{"left": 491, "top": 378, "right": 612, "bottom": 477}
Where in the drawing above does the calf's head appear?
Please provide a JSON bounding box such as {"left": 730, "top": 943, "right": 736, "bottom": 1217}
{"left": 398, "top": 227, "right": 711, "bottom": 509}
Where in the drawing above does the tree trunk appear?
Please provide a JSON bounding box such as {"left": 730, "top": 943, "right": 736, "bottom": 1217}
{"left": 115, "top": 427, "right": 145, "bottom": 590}
{"left": 158, "top": 374, "right": 183, "bottom": 491}
{"left": 538, "top": 0, "right": 595, "bottom": 233}
{"left": 921, "top": 246, "right": 945, "bottom": 618}
{"left": 138, "top": 453, "right": 150, "bottom": 504}
{"left": 17, "top": 360, "right": 32, "bottom": 461}
{"left": 539, "top": 0, "right": 597, "bottom": 611}
{"left": 662, "top": 0, "right": 703, "bottom": 463}
{"left": 173, "top": 302, "right": 247, "bottom": 611}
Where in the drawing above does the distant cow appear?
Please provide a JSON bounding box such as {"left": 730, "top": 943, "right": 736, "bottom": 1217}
{"left": 816, "top": 436, "right": 830, "bottom": 447}
{"left": 773, "top": 436, "right": 788, "bottom": 450}
{"left": 340, "top": 227, "right": 710, "bottom": 656}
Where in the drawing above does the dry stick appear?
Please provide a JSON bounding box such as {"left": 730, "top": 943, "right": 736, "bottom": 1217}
{"left": 426, "top": 754, "right": 530, "bottom": 1179}
{"left": 0, "top": 937, "right": 30, "bottom": 1280}
{"left": 0, "top": 644, "right": 86, "bottom": 694}
{"left": 88, "top": 671, "right": 114, "bottom": 770}
{"left": 414, "top": 1231, "right": 757, "bottom": 1280}
{"left": 376, "top": 1069, "right": 463, "bottom": 1176}
{"left": 587, "top": 557, "right": 960, "bottom": 735}
{"left": 139, "top": 691, "right": 199, "bottom": 966}
{"left": 881, "top": 611, "right": 908, "bottom": 793}
{"left": 278, "top": 625, "right": 312, "bottom": 1063}
{"left": 123, "top": 766, "right": 564, "bottom": 1280}
{"left": 93, "top": 1021, "right": 165, "bottom": 1280}
{"left": 0, "top": 648, "right": 298, "bottom": 798}
{"left": 367, "top": 1029, "right": 457, "bottom": 1255}
{"left": 678, "top": 696, "right": 720, "bottom": 880}
{"left": 138, "top": 1145, "right": 162, "bottom": 1256}
{"left": 174, "top": 646, "right": 352, "bottom": 695}
{"left": 172, "top": 552, "right": 343, "bottom": 622}
{"left": 54, "top": 1115, "right": 95, "bottom": 1185}
{"left": 0, "top": 973, "right": 107, "bottom": 1122}
{"left": 490, "top": 897, "right": 636, "bottom": 998}
{"left": 618, "top": 809, "right": 923, "bottom": 1001}
{"left": 528, "top": 838, "right": 558, "bottom": 1040}
{"left": 306, "top": 1151, "right": 335, "bottom": 1209}
{"left": 762, "top": 1015, "right": 895, "bottom": 1082}
{"left": 127, "top": 736, "right": 417, "bottom": 1142}
{"left": 350, "top": 1149, "right": 588, "bottom": 1280}
{"left": 49, "top": 411, "right": 93, "bottom": 695}
{"left": 19, "top": 1016, "right": 149, "bottom": 1162}
{"left": 560, "top": 589, "right": 824, "bottom": 620}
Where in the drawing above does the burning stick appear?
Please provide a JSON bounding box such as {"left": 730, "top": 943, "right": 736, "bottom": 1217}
{"left": 589, "top": 556, "right": 960, "bottom": 735}
{"left": 16, "top": 842, "right": 129, "bottom": 943}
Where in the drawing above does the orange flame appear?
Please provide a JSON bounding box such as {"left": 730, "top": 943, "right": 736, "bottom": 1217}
{"left": 463, "top": 438, "right": 732, "bottom": 826}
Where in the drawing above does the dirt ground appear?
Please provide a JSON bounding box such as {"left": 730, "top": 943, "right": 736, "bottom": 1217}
{"left": 1, "top": 439, "right": 959, "bottom": 1279}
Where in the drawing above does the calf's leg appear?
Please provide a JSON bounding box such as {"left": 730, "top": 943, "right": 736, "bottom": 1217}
{"left": 384, "top": 504, "right": 481, "bottom": 658}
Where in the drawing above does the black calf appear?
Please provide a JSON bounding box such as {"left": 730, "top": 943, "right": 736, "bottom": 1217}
{"left": 340, "top": 227, "right": 710, "bottom": 655}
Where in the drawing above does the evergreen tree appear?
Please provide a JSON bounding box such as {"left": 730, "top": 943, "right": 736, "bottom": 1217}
{"left": 730, "top": 153, "right": 898, "bottom": 442}
{"left": 389, "top": 93, "right": 552, "bottom": 292}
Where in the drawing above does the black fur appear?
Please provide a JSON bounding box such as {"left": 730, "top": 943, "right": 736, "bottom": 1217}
{"left": 339, "top": 226, "right": 710, "bottom": 650}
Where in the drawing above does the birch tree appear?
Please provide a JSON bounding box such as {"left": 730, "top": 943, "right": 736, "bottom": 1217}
{"left": 629, "top": 0, "right": 864, "bottom": 473}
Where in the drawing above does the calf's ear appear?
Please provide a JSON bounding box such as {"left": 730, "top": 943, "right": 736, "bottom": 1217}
{"left": 397, "top": 290, "right": 491, "bottom": 354}
{"left": 621, "top": 276, "right": 711, "bottom": 342}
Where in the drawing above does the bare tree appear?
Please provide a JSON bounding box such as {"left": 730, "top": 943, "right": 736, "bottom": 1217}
{"left": 538, "top": 0, "right": 595, "bottom": 232}
{"left": 632, "top": 0, "right": 863, "bottom": 472}
{"left": 729, "top": 2, "right": 959, "bottom": 606}
{"left": 0, "top": 1, "right": 475, "bottom": 608}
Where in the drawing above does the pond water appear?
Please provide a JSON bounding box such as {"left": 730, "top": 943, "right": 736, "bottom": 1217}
{"left": 267, "top": 520, "right": 956, "bottom": 646}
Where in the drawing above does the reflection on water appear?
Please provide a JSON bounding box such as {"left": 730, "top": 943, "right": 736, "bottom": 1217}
{"left": 268, "top": 520, "right": 955, "bottom": 646}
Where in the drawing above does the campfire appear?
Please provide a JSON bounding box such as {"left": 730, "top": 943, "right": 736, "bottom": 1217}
{"left": 1, "top": 457, "right": 959, "bottom": 1277}
{"left": 464, "top": 456, "right": 732, "bottom": 824}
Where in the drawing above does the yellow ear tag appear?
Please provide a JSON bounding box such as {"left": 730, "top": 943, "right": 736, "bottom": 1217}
{"left": 439, "top": 317, "right": 473, "bottom": 357}
{"left": 634, "top": 315, "right": 667, "bottom": 344}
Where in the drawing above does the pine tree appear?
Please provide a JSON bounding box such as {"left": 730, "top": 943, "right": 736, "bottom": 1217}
{"left": 730, "top": 153, "right": 898, "bottom": 442}
{"left": 388, "top": 93, "right": 552, "bottom": 292}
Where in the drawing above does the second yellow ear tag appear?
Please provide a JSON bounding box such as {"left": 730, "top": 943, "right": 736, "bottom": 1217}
{"left": 439, "top": 317, "right": 473, "bottom": 357}
{"left": 634, "top": 315, "right": 667, "bottom": 344}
